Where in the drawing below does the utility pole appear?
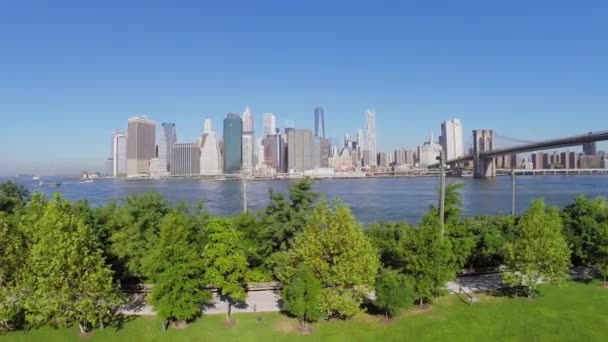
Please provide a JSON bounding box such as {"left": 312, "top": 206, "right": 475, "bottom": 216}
{"left": 511, "top": 169, "right": 515, "bottom": 216}
{"left": 437, "top": 151, "right": 446, "bottom": 240}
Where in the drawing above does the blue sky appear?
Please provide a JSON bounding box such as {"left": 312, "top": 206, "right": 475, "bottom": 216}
{"left": 1, "top": 0, "right": 608, "bottom": 175}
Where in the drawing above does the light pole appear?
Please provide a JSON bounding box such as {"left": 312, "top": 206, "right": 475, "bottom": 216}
{"left": 242, "top": 170, "right": 248, "bottom": 214}
{"left": 511, "top": 169, "right": 515, "bottom": 216}
{"left": 437, "top": 152, "right": 446, "bottom": 239}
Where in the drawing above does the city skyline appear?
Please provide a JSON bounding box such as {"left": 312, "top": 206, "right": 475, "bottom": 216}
{"left": 2, "top": 1, "right": 608, "bottom": 175}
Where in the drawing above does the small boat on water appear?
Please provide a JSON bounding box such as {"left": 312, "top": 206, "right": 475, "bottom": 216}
{"left": 32, "top": 175, "right": 40, "bottom": 180}
{"left": 39, "top": 180, "right": 62, "bottom": 187}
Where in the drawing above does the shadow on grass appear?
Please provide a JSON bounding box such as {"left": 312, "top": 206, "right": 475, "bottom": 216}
{"left": 489, "top": 285, "right": 542, "bottom": 299}
{"left": 110, "top": 313, "right": 136, "bottom": 332}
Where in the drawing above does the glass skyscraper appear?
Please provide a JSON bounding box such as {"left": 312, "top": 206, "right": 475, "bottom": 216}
{"left": 223, "top": 113, "right": 243, "bottom": 174}
{"left": 314, "top": 106, "right": 325, "bottom": 138}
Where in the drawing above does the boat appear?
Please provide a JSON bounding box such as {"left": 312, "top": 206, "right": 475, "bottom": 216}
{"left": 82, "top": 179, "right": 94, "bottom": 183}
{"left": 32, "top": 175, "right": 40, "bottom": 180}
{"left": 39, "top": 180, "right": 62, "bottom": 187}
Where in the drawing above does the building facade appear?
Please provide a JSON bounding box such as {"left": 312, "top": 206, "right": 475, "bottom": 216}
{"left": 111, "top": 130, "right": 127, "bottom": 176}
{"left": 171, "top": 143, "right": 200, "bottom": 176}
{"left": 242, "top": 106, "right": 254, "bottom": 172}
{"left": 314, "top": 106, "right": 325, "bottom": 138}
{"left": 126, "top": 116, "right": 156, "bottom": 175}
{"left": 441, "top": 119, "right": 464, "bottom": 161}
{"left": 287, "top": 128, "right": 313, "bottom": 171}
{"left": 158, "top": 122, "right": 177, "bottom": 173}
{"left": 263, "top": 113, "right": 276, "bottom": 137}
{"left": 366, "top": 109, "right": 377, "bottom": 166}
{"left": 200, "top": 118, "right": 222, "bottom": 175}
{"left": 223, "top": 113, "right": 243, "bottom": 174}
{"left": 417, "top": 134, "right": 442, "bottom": 167}
{"left": 583, "top": 141, "right": 597, "bottom": 155}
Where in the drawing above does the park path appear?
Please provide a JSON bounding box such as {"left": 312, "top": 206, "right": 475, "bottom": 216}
{"left": 119, "top": 267, "right": 594, "bottom": 316}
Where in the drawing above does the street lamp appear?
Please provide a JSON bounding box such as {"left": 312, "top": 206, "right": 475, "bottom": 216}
{"left": 436, "top": 152, "right": 445, "bottom": 239}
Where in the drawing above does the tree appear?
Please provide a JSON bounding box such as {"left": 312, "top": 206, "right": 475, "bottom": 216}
{"left": 503, "top": 199, "right": 571, "bottom": 298}
{"left": 109, "top": 193, "right": 170, "bottom": 279}
{"left": 365, "top": 221, "right": 411, "bottom": 270}
{"left": 287, "top": 199, "right": 379, "bottom": 319}
{"left": 374, "top": 268, "right": 415, "bottom": 320}
{"left": 21, "top": 194, "right": 121, "bottom": 333}
{"left": 463, "top": 215, "right": 515, "bottom": 269}
{"left": 443, "top": 182, "right": 465, "bottom": 223}
{"left": 202, "top": 218, "right": 248, "bottom": 323}
{"left": 591, "top": 224, "right": 608, "bottom": 287}
{"left": 0, "top": 213, "right": 26, "bottom": 333}
{"left": 282, "top": 266, "right": 323, "bottom": 329}
{"left": 0, "top": 181, "right": 30, "bottom": 214}
{"left": 143, "top": 210, "right": 210, "bottom": 329}
{"left": 400, "top": 222, "right": 454, "bottom": 305}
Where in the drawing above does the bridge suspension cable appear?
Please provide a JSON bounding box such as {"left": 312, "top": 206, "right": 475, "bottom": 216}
{"left": 495, "top": 134, "right": 538, "bottom": 145}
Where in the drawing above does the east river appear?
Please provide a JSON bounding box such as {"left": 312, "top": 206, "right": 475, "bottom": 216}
{"left": 11, "top": 175, "right": 608, "bottom": 224}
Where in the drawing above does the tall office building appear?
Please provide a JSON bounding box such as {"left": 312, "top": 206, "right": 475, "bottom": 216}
{"left": 263, "top": 113, "right": 276, "bottom": 137}
{"left": 111, "top": 130, "right": 127, "bottom": 176}
{"left": 126, "top": 116, "right": 156, "bottom": 175}
{"left": 583, "top": 141, "right": 597, "bottom": 155}
{"left": 287, "top": 128, "right": 313, "bottom": 171}
{"left": 171, "top": 143, "right": 200, "bottom": 176}
{"left": 200, "top": 118, "right": 222, "bottom": 175}
{"left": 366, "top": 109, "right": 377, "bottom": 166}
{"left": 314, "top": 106, "right": 325, "bottom": 138}
{"left": 157, "top": 122, "right": 177, "bottom": 173}
{"left": 223, "top": 113, "right": 243, "bottom": 174}
{"left": 441, "top": 119, "right": 464, "bottom": 160}
{"left": 417, "top": 134, "right": 442, "bottom": 167}
{"left": 242, "top": 106, "right": 254, "bottom": 172}
{"left": 263, "top": 134, "right": 285, "bottom": 172}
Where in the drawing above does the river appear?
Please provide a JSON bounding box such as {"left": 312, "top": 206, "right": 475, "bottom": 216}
{"left": 9, "top": 175, "right": 608, "bottom": 224}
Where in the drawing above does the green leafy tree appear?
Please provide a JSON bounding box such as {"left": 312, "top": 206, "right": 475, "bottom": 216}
{"left": 400, "top": 223, "right": 454, "bottom": 305}
{"left": 21, "top": 194, "right": 121, "bottom": 333}
{"left": 0, "top": 181, "right": 30, "bottom": 213}
{"left": 109, "top": 193, "right": 170, "bottom": 279}
{"left": 287, "top": 199, "right": 379, "bottom": 319}
{"left": 463, "top": 215, "right": 515, "bottom": 269}
{"left": 282, "top": 266, "right": 323, "bottom": 329}
{"left": 591, "top": 224, "right": 608, "bottom": 287}
{"left": 143, "top": 210, "right": 210, "bottom": 329}
{"left": 0, "top": 214, "right": 26, "bottom": 332}
{"left": 443, "top": 182, "right": 465, "bottom": 223}
{"left": 375, "top": 268, "right": 415, "bottom": 320}
{"left": 365, "top": 221, "right": 411, "bottom": 269}
{"left": 503, "top": 199, "right": 571, "bottom": 298}
{"left": 203, "top": 218, "right": 248, "bottom": 323}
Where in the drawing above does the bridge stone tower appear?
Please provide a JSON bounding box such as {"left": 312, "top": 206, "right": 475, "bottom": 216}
{"left": 473, "top": 130, "right": 496, "bottom": 178}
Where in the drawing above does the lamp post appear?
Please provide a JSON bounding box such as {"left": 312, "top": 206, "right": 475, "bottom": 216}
{"left": 437, "top": 152, "right": 445, "bottom": 239}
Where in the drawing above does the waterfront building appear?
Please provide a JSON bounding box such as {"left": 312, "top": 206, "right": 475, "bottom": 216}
{"left": 222, "top": 113, "right": 242, "bottom": 174}
{"left": 262, "top": 134, "right": 285, "bottom": 173}
{"left": 200, "top": 118, "right": 222, "bottom": 175}
{"left": 321, "top": 138, "right": 330, "bottom": 168}
{"left": 287, "top": 128, "right": 313, "bottom": 171}
{"left": 127, "top": 116, "right": 156, "bottom": 175}
{"left": 312, "top": 136, "right": 321, "bottom": 169}
{"left": 242, "top": 106, "right": 254, "bottom": 173}
{"left": 377, "top": 152, "right": 388, "bottom": 168}
{"left": 111, "top": 130, "right": 127, "bottom": 176}
{"left": 171, "top": 143, "right": 200, "bottom": 176}
{"left": 366, "top": 109, "right": 377, "bottom": 167}
{"left": 314, "top": 106, "right": 325, "bottom": 138}
{"left": 104, "top": 158, "right": 113, "bottom": 176}
{"left": 417, "top": 134, "right": 442, "bottom": 167}
{"left": 441, "top": 119, "right": 464, "bottom": 161}
{"left": 263, "top": 113, "right": 276, "bottom": 137}
{"left": 583, "top": 137, "right": 597, "bottom": 155}
{"left": 157, "top": 122, "right": 177, "bottom": 173}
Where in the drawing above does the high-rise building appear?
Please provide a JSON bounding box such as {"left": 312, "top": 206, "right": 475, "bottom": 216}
{"left": 314, "top": 106, "right": 325, "bottom": 138}
{"left": 321, "top": 138, "right": 330, "bottom": 168}
{"left": 200, "top": 118, "right": 222, "bottom": 175}
{"left": 583, "top": 141, "right": 597, "bottom": 155}
{"left": 104, "top": 158, "right": 113, "bottom": 176}
{"left": 158, "top": 122, "right": 177, "bottom": 173}
{"left": 242, "top": 106, "right": 254, "bottom": 172}
{"left": 366, "top": 109, "right": 377, "bottom": 166}
{"left": 263, "top": 113, "right": 276, "bottom": 137}
{"left": 127, "top": 116, "right": 156, "bottom": 175}
{"left": 171, "top": 143, "right": 200, "bottom": 176}
{"left": 223, "top": 113, "right": 243, "bottom": 174}
{"left": 312, "top": 136, "right": 322, "bottom": 169}
{"left": 377, "top": 152, "right": 388, "bottom": 168}
{"left": 111, "top": 130, "right": 127, "bottom": 176}
{"left": 417, "top": 134, "right": 442, "bottom": 167}
{"left": 441, "top": 119, "right": 464, "bottom": 161}
{"left": 287, "top": 128, "right": 313, "bottom": 171}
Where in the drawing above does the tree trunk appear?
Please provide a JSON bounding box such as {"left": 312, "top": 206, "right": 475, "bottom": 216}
{"left": 162, "top": 320, "right": 167, "bottom": 331}
{"left": 419, "top": 298, "right": 423, "bottom": 306}
{"left": 385, "top": 311, "right": 388, "bottom": 321}
{"left": 78, "top": 321, "right": 87, "bottom": 334}
{"left": 226, "top": 303, "right": 232, "bottom": 322}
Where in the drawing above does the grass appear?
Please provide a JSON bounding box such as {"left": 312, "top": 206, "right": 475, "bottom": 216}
{"left": 4, "top": 281, "right": 608, "bottom": 342}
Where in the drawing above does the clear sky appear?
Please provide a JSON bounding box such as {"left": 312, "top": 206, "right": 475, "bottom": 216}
{"left": 1, "top": 0, "right": 608, "bottom": 176}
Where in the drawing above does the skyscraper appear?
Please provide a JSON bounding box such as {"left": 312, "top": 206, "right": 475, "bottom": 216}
{"left": 287, "top": 128, "right": 313, "bottom": 171}
{"left": 242, "top": 106, "right": 254, "bottom": 172}
{"left": 417, "top": 134, "right": 442, "bottom": 167}
{"left": 441, "top": 119, "right": 464, "bottom": 160}
{"left": 263, "top": 113, "right": 276, "bottom": 137}
{"left": 200, "top": 118, "right": 222, "bottom": 175}
{"left": 223, "top": 113, "right": 243, "bottom": 174}
{"left": 262, "top": 134, "right": 285, "bottom": 173}
{"left": 314, "top": 106, "right": 325, "bottom": 138}
{"left": 583, "top": 142, "right": 597, "bottom": 155}
{"left": 171, "top": 143, "right": 200, "bottom": 176}
{"left": 158, "top": 122, "right": 177, "bottom": 173}
{"left": 126, "top": 116, "right": 156, "bottom": 175}
{"left": 366, "top": 109, "right": 377, "bottom": 166}
{"left": 111, "top": 130, "right": 127, "bottom": 176}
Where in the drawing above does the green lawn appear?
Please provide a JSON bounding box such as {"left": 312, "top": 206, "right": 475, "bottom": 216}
{"left": 4, "top": 281, "right": 607, "bottom": 342}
